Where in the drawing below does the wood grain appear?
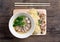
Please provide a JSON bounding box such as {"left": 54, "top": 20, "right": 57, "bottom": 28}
{"left": 0, "top": 0, "right": 60, "bottom": 42}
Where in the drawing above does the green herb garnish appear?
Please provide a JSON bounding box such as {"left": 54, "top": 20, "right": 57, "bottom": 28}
{"left": 13, "top": 15, "right": 26, "bottom": 27}
{"left": 38, "top": 20, "right": 42, "bottom": 25}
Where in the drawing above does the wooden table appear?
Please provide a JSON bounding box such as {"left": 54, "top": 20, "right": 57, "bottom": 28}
{"left": 0, "top": 0, "right": 60, "bottom": 42}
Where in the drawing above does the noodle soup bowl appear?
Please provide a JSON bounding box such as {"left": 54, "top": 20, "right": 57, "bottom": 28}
{"left": 9, "top": 13, "right": 35, "bottom": 39}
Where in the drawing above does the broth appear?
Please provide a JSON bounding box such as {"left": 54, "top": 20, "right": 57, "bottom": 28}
{"left": 13, "top": 15, "right": 31, "bottom": 34}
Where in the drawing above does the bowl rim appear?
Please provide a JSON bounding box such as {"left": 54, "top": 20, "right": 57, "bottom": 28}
{"left": 9, "top": 12, "right": 35, "bottom": 39}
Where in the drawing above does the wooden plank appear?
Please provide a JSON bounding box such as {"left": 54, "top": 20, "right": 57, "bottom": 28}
{"left": 0, "top": 0, "right": 60, "bottom": 42}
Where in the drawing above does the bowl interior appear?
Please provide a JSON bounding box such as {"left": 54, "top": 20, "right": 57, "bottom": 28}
{"left": 9, "top": 13, "right": 35, "bottom": 38}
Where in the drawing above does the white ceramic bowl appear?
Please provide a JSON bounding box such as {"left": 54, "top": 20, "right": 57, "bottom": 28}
{"left": 9, "top": 13, "right": 35, "bottom": 39}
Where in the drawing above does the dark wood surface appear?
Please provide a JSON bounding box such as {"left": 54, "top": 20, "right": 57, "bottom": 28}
{"left": 0, "top": 0, "right": 60, "bottom": 42}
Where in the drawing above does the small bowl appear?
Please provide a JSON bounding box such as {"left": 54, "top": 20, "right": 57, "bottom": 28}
{"left": 9, "top": 13, "right": 35, "bottom": 39}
